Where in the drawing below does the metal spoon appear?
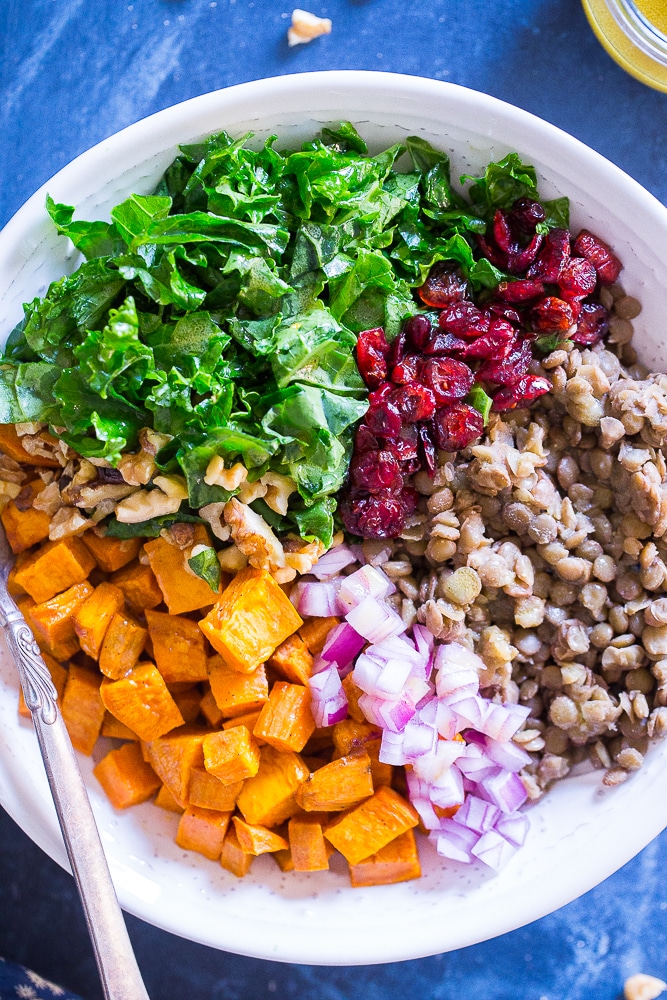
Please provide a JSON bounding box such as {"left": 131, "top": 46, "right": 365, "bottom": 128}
{"left": 0, "top": 525, "right": 149, "bottom": 1000}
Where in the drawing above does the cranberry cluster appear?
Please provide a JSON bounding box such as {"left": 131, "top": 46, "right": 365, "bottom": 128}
{"left": 340, "top": 198, "right": 622, "bottom": 540}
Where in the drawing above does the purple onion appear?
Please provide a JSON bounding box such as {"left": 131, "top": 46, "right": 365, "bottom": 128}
{"left": 338, "top": 565, "right": 396, "bottom": 610}
{"left": 495, "top": 811, "right": 529, "bottom": 848}
{"left": 345, "top": 596, "right": 407, "bottom": 643}
{"left": 320, "top": 622, "right": 366, "bottom": 668}
{"left": 475, "top": 767, "right": 528, "bottom": 814}
{"left": 471, "top": 829, "right": 517, "bottom": 872}
{"left": 291, "top": 580, "right": 343, "bottom": 617}
{"left": 430, "top": 820, "right": 479, "bottom": 864}
{"left": 310, "top": 543, "right": 357, "bottom": 580}
{"left": 453, "top": 794, "right": 500, "bottom": 834}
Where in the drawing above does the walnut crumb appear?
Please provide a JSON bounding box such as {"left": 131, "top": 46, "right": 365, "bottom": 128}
{"left": 624, "top": 974, "right": 667, "bottom": 1000}
{"left": 287, "top": 8, "right": 332, "bottom": 46}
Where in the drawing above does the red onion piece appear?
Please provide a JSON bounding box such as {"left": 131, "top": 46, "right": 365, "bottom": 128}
{"left": 453, "top": 794, "right": 501, "bottom": 834}
{"left": 307, "top": 663, "right": 347, "bottom": 727}
{"left": 477, "top": 701, "right": 531, "bottom": 742}
{"left": 320, "top": 622, "right": 366, "bottom": 668}
{"left": 345, "top": 596, "right": 407, "bottom": 643}
{"left": 353, "top": 651, "right": 413, "bottom": 698}
{"left": 291, "top": 580, "right": 343, "bottom": 617}
{"left": 429, "top": 764, "right": 465, "bottom": 810}
{"left": 475, "top": 733, "right": 532, "bottom": 773}
{"left": 495, "top": 811, "right": 529, "bottom": 848}
{"left": 474, "top": 767, "right": 528, "bottom": 813}
{"left": 310, "top": 543, "right": 357, "bottom": 580}
{"left": 338, "top": 565, "right": 396, "bottom": 610}
{"left": 430, "top": 820, "right": 479, "bottom": 864}
{"left": 470, "top": 828, "right": 517, "bottom": 872}
{"left": 358, "top": 691, "right": 416, "bottom": 733}
{"left": 412, "top": 738, "right": 467, "bottom": 783}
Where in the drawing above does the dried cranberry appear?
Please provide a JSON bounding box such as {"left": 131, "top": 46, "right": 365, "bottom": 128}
{"left": 418, "top": 263, "right": 469, "bottom": 307}
{"left": 433, "top": 403, "right": 484, "bottom": 452}
{"left": 404, "top": 314, "right": 433, "bottom": 351}
{"left": 355, "top": 423, "right": 379, "bottom": 453}
{"left": 349, "top": 449, "right": 403, "bottom": 493}
{"left": 530, "top": 296, "right": 575, "bottom": 332}
{"left": 400, "top": 487, "right": 420, "bottom": 516}
{"left": 507, "top": 232, "right": 544, "bottom": 274}
{"left": 464, "top": 319, "right": 516, "bottom": 360}
{"left": 570, "top": 301, "right": 609, "bottom": 345}
{"left": 488, "top": 300, "right": 523, "bottom": 325}
{"left": 496, "top": 279, "right": 545, "bottom": 303}
{"left": 492, "top": 375, "right": 551, "bottom": 411}
{"left": 340, "top": 491, "right": 407, "bottom": 539}
{"left": 477, "top": 338, "right": 533, "bottom": 385}
{"left": 365, "top": 399, "right": 402, "bottom": 439}
{"left": 572, "top": 229, "right": 622, "bottom": 285}
{"left": 356, "top": 327, "right": 389, "bottom": 389}
{"left": 437, "top": 301, "right": 489, "bottom": 338}
{"left": 368, "top": 383, "right": 393, "bottom": 405}
{"left": 476, "top": 234, "right": 509, "bottom": 270}
{"left": 493, "top": 210, "right": 515, "bottom": 254}
{"left": 418, "top": 423, "right": 437, "bottom": 474}
{"left": 389, "top": 382, "right": 437, "bottom": 423}
{"left": 387, "top": 329, "right": 408, "bottom": 368}
{"left": 391, "top": 354, "right": 421, "bottom": 383}
{"left": 387, "top": 424, "right": 419, "bottom": 463}
{"left": 402, "top": 458, "right": 421, "bottom": 475}
{"left": 420, "top": 357, "right": 474, "bottom": 405}
{"left": 527, "top": 228, "right": 570, "bottom": 282}
{"left": 510, "top": 197, "right": 546, "bottom": 235}
{"left": 423, "top": 331, "right": 469, "bottom": 355}
{"left": 557, "top": 257, "right": 597, "bottom": 300}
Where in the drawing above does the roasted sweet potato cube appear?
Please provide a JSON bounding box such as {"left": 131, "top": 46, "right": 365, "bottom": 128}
{"left": 93, "top": 742, "right": 161, "bottom": 809}
{"left": 142, "top": 726, "right": 208, "bottom": 807}
{"left": 332, "top": 718, "right": 393, "bottom": 788}
{"left": 203, "top": 727, "right": 260, "bottom": 785}
{"left": 145, "top": 610, "right": 208, "bottom": 684}
{"left": 253, "top": 682, "right": 315, "bottom": 753}
{"left": 188, "top": 766, "right": 243, "bottom": 811}
{"left": 199, "top": 567, "right": 302, "bottom": 673}
{"left": 298, "top": 616, "right": 340, "bottom": 655}
{"left": 171, "top": 685, "right": 202, "bottom": 724}
{"left": 236, "top": 744, "right": 309, "bottom": 827}
{"left": 98, "top": 612, "right": 147, "bottom": 679}
{"left": 232, "top": 817, "right": 289, "bottom": 855}
{"left": 288, "top": 812, "right": 330, "bottom": 872}
{"left": 0, "top": 424, "right": 60, "bottom": 467}
{"left": 199, "top": 688, "right": 223, "bottom": 726}
{"left": 208, "top": 656, "right": 269, "bottom": 718}
{"left": 144, "top": 535, "right": 221, "bottom": 614}
{"left": 295, "top": 750, "right": 373, "bottom": 812}
{"left": 61, "top": 663, "right": 105, "bottom": 755}
{"left": 272, "top": 848, "right": 295, "bottom": 873}
{"left": 110, "top": 560, "right": 163, "bottom": 611}
{"left": 28, "top": 581, "right": 93, "bottom": 661}
{"left": 7, "top": 551, "right": 31, "bottom": 597}
{"left": 348, "top": 829, "right": 421, "bottom": 887}
{"left": 324, "top": 786, "right": 419, "bottom": 865}
{"left": 155, "top": 784, "right": 184, "bottom": 813}
{"left": 72, "top": 582, "right": 125, "bottom": 659}
{"left": 17, "top": 652, "right": 67, "bottom": 719}
{"left": 341, "top": 673, "right": 366, "bottom": 723}
{"left": 268, "top": 634, "right": 314, "bottom": 686}
{"left": 100, "top": 663, "right": 184, "bottom": 742}
{"left": 81, "top": 532, "right": 141, "bottom": 573}
{"left": 1, "top": 482, "right": 50, "bottom": 553}
{"left": 223, "top": 710, "right": 264, "bottom": 743}
{"left": 220, "top": 823, "right": 254, "bottom": 877}
{"left": 100, "top": 712, "right": 139, "bottom": 740}
{"left": 14, "top": 537, "right": 96, "bottom": 603}
{"left": 176, "top": 805, "right": 232, "bottom": 861}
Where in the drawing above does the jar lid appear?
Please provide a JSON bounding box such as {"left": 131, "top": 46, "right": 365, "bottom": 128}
{"left": 583, "top": 0, "right": 667, "bottom": 91}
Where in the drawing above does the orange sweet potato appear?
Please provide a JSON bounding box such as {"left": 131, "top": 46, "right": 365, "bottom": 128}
{"left": 199, "top": 567, "right": 302, "bottom": 673}
{"left": 288, "top": 812, "right": 330, "bottom": 872}
{"left": 332, "top": 718, "right": 393, "bottom": 788}
{"left": 81, "top": 532, "right": 141, "bottom": 573}
{"left": 155, "top": 784, "right": 184, "bottom": 813}
{"left": 295, "top": 750, "right": 373, "bottom": 812}
{"left": 207, "top": 655, "right": 269, "bottom": 718}
{"left": 110, "top": 561, "right": 163, "bottom": 611}
{"left": 61, "top": 663, "right": 105, "bottom": 755}
{"left": 231, "top": 816, "right": 289, "bottom": 855}
{"left": 199, "top": 688, "right": 223, "bottom": 727}
{"left": 72, "top": 582, "right": 125, "bottom": 659}
{"left": 340, "top": 673, "right": 366, "bottom": 723}
{"left": 14, "top": 537, "right": 96, "bottom": 603}
{"left": 93, "top": 742, "right": 161, "bottom": 809}
{"left": 324, "top": 786, "right": 419, "bottom": 866}
{"left": 203, "top": 726, "right": 260, "bottom": 785}
{"left": 7, "top": 551, "right": 31, "bottom": 597}
{"left": 220, "top": 823, "right": 254, "bottom": 877}
{"left": 235, "top": 744, "right": 309, "bottom": 827}
{"left": 17, "top": 652, "right": 67, "bottom": 719}
{"left": 98, "top": 611, "right": 147, "bottom": 679}
{"left": 170, "top": 684, "right": 202, "bottom": 724}
{"left": 222, "top": 709, "right": 264, "bottom": 740}
{"left": 28, "top": 581, "right": 94, "bottom": 661}
{"left": 142, "top": 726, "right": 208, "bottom": 807}
{"left": 0, "top": 424, "right": 60, "bottom": 467}
{"left": 144, "top": 534, "right": 221, "bottom": 614}
{"left": 100, "top": 713, "right": 139, "bottom": 740}
{"left": 100, "top": 663, "right": 185, "bottom": 742}
{"left": 176, "top": 805, "right": 232, "bottom": 861}
{"left": 1, "top": 481, "right": 50, "bottom": 553}
{"left": 348, "top": 829, "right": 421, "bottom": 887}
{"left": 298, "top": 616, "right": 340, "bottom": 655}
{"left": 267, "top": 633, "right": 314, "bottom": 686}
{"left": 252, "top": 681, "right": 315, "bottom": 753}
{"left": 145, "top": 610, "right": 208, "bottom": 684}
{"left": 188, "top": 766, "right": 243, "bottom": 812}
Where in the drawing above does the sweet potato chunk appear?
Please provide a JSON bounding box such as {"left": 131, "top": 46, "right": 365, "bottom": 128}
{"left": 145, "top": 610, "right": 208, "bottom": 684}
{"left": 332, "top": 718, "right": 393, "bottom": 788}
{"left": 288, "top": 813, "right": 330, "bottom": 872}
{"left": 28, "top": 581, "right": 93, "bottom": 661}
{"left": 267, "top": 634, "right": 314, "bottom": 686}
{"left": 324, "top": 786, "right": 419, "bottom": 865}
{"left": 110, "top": 561, "right": 163, "bottom": 611}
{"left": 208, "top": 655, "right": 269, "bottom": 718}
{"left": 295, "top": 750, "right": 373, "bottom": 812}
{"left": 72, "top": 582, "right": 125, "bottom": 659}
{"left": 222, "top": 709, "right": 263, "bottom": 739}
{"left": 176, "top": 805, "right": 232, "bottom": 861}
{"left": 298, "top": 616, "right": 340, "bottom": 655}
{"left": 220, "top": 823, "right": 254, "bottom": 877}
{"left": 199, "top": 688, "right": 223, "bottom": 726}
{"left": 81, "top": 533, "right": 141, "bottom": 573}
{"left": 1, "top": 482, "right": 50, "bottom": 553}
{"left": 188, "top": 766, "right": 243, "bottom": 812}
{"left": 203, "top": 726, "right": 260, "bottom": 785}
{"left": 144, "top": 535, "right": 221, "bottom": 614}
{"left": 155, "top": 784, "right": 184, "bottom": 813}
{"left": 142, "top": 726, "right": 208, "bottom": 807}
{"left": 253, "top": 682, "right": 315, "bottom": 753}
{"left": 61, "top": 663, "right": 105, "bottom": 755}
{"left": 14, "top": 537, "right": 96, "bottom": 603}
{"left": 101, "top": 713, "right": 138, "bottom": 740}
{"left": 17, "top": 652, "right": 67, "bottom": 719}
{"left": 236, "top": 744, "right": 309, "bottom": 827}
{"left": 98, "top": 611, "right": 147, "bottom": 679}
{"left": 171, "top": 685, "right": 202, "bottom": 724}
{"left": 232, "top": 817, "right": 289, "bottom": 855}
{"left": 348, "top": 829, "right": 421, "bottom": 887}
{"left": 100, "top": 663, "right": 184, "bottom": 742}
{"left": 199, "top": 567, "right": 302, "bottom": 673}
{"left": 93, "top": 742, "right": 161, "bottom": 809}
{"left": 0, "top": 424, "right": 60, "bottom": 467}
{"left": 340, "top": 673, "right": 366, "bottom": 723}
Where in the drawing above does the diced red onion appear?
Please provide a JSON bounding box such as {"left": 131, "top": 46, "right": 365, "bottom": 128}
{"left": 429, "top": 764, "right": 465, "bottom": 810}
{"left": 358, "top": 691, "right": 416, "bottom": 733}
{"left": 412, "top": 624, "right": 434, "bottom": 661}
{"left": 310, "top": 543, "right": 357, "bottom": 580}
{"left": 307, "top": 664, "right": 348, "bottom": 727}
{"left": 477, "top": 701, "right": 532, "bottom": 742}
{"left": 435, "top": 700, "right": 458, "bottom": 740}
{"left": 353, "top": 652, "right": 412, "bottom": 698}
{"left": 495, "top": 811, "right": 529, "bottom": 848}
{"left": 453, "top": 794, "right": 500, "bottom": 834}
{"left": 413, "top": 738, "right": 467, "bottom": 784}
{"left": 401, "top": 716, "right": 438, "bottom": 761}
{"left": 379, "top": 729, "right": 407, "bottom": 765}
{"left": 338, "top": 565, "right": 396, "bottom": 610}
{"left": 475, "top": 733, "right": 532, "bottom": 773}
{"left": 456, "top": 746, "right": 498, "bottom": 782}
{"left": 434, "top": 641, "right": 486, "bottom": 675}
{"left": 475, "top": 767, "right": 528, "bottom": 814}
{"left": 430, "top": 820, "right": 479, "bottom": 864}
{"left": 449, "top": 694, "right": 486, "bottom": 731}
{"left": 291, "top": 580, "right": 343, "bottom": 617}
{"left": 345, "top": 596, "right": 407, "bottom": 643}
{"left": 435, "top": 660, "right": 480, "bottom": 700}
{"left": 471, "top": 829, "right": 517, "bottom": 872}
{"left": 321, "top": 622, "right": 366, "bottom": 668}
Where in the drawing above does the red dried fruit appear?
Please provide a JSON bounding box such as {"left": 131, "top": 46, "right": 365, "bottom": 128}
{"left": 391, "top": 354, "right": 421, "bottom": 384}
{"left": 340, "top": 491, "right": 408, "bottom": 539}
{"left": 423, "top": 331, "right": 469, "bottom": 355}
{"left": 488, "top": 300, "right": 523, "bottom": 325}
{"left": 433, "top": 403, "right": 484, "bottom": 452}
{"left": 496, "top": 279, "right": 545, "bottom": 303}
{"left": 476, "top": 338, "right": 533, "bottom": 385}
{"left": 349, "top": 449, "right": 403, "bottom": 493}
{"left": 557, "top": 257, "right": 597, "bottom": 300}
{"left": 530, "top": 296, "right": 575, "bottom": 332}
{"left": 420, "top": 357, "right": 474, "bottom": 405}
{"left": 400, "top": 487, "right": 420, "bottom": 516}
{"left": 572, "top": 230, "right": 622, "bottom": 285}
{"left": 437, "top": 300, "right": 489, "bottom": 338}
{"left": 354, "top": 423, "right": 379, "bottom": 454}
{"left": 491, "top": 375, "right": 551, "bottom": 411}
{"left": 476, "top": 234, "right": 510, "bottom": 270}
{"left": 507, "top": 232, "right": 544, "bottom": 274}
{"left": 404, "top": 314, "right": 433, "bottom": 351}
{"left": 527, "top": 228, "right": 570, "bottom": 282}
{"left": 387, "top": 329, "right": 408, "bottom": 368}
{"left": 510, "top": 197, "right": 546, "bottom": 234}
{"left": 368, "top": 383, "right": 393, "bottom": 405}
{"left": 418, "top": 263, "right": 469, "bottom": 307}
{"left": 356, "top": 327, "right": 390, "bottom": 389}
{"left": 387, "top": 425, "right": 419, "bottom": 463}
{"left": 570, "top": 301, "right": 609, "bottom": 345}
{"left": 389, "top": 382, "right": 437, "bottom": 423}
{"left": 365, "top": 399, "right": 403, "bottom": 439}
{"left": 464, "top": 319, "right": 516, "bottom": 360}
{"left": 418, "top": 423, "right": 437, "bottom": 475}
{"left": 493, "top": 210, "right": 515, "bottom": 254}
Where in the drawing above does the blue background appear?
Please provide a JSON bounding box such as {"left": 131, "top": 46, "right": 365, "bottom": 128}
{"left": 1, "top": 1, "right": 667, "bottom": 997}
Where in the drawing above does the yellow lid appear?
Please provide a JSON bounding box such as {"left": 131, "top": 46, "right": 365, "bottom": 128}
{"left": 582, "top": 0, "right": 667, "bottom": 91}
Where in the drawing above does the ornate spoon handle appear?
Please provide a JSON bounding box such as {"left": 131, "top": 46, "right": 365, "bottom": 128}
{"left": 0, "top": 597, "right": 150, "bottom": 1000}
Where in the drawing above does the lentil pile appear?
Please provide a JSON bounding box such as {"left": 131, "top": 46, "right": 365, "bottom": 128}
{"left": 352, "top": 285, "right": 667, "bottom": 798}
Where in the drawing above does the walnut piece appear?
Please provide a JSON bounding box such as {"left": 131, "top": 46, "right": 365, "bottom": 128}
{"left": 287, "top": 8, "right": 332, "bottom": 46}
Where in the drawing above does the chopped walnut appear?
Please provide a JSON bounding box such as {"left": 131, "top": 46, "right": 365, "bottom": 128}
{"left": 624, "top": 974, "right": 667, "bottom": 1000}
{"left": 224, "top": 496, "right": 285, "bottom": 574}
{"left": 261, "top": 471, "right": 297, "bottom": 516}
{"left": 115, "top": 487, "right": 183, "bottom": 523}
{"left": 204, "top": 457, "right": 248, "bottom": 491}
{"left": 199, "top": 502, "right": 231, "bottom": 542}
{"left": 49, "top": 506, "right": 90, "bottom": 540}
{"left": 287, "top": 8, "right": 332, "bottom": 46}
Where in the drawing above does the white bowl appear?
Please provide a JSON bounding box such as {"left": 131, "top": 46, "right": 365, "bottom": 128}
{"left": 1, "top": 71, "right": 667, "bottom": 965}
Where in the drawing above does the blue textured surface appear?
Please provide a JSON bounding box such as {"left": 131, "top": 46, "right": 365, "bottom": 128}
{"left": 2, "top": 1, "right": 667, "bottom": 998}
